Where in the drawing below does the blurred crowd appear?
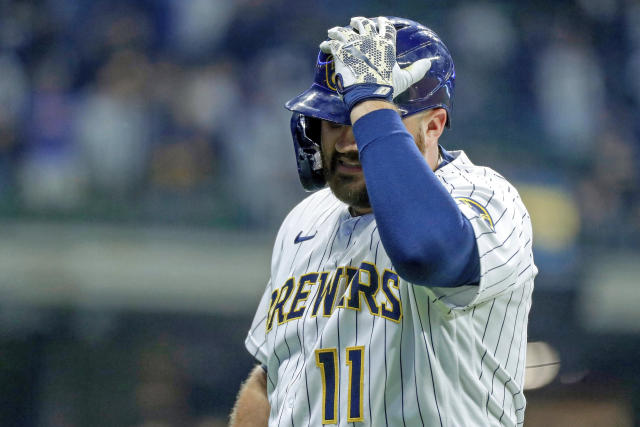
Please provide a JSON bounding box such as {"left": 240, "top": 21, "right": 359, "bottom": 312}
{"left": 0, "top": 0, "right": 639, "bottom": 244}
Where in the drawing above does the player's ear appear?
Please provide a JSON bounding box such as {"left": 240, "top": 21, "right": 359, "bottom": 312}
{"left": 422, "top": 108, "right": 447, "bottom": 140}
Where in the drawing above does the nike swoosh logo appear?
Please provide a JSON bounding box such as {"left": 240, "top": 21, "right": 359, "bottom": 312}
{"left": 294, "top": 231, "right": 317, "bottom": 244}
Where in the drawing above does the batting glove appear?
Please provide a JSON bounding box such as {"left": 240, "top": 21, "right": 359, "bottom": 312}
{"left": 320, "top": 16, "right": 432, "bottom": 111}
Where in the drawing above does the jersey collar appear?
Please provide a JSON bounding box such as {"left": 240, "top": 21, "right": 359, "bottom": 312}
{"left": 436, "top": 144, "right": 456, "bottom": 170}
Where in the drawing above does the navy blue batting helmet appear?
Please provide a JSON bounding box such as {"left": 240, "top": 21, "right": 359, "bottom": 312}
{"left": 285, "top": 17, "right": 455, "bottom": 191}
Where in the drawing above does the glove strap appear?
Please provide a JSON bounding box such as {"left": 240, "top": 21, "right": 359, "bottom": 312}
{"left": 341, "top": 83, "right": 394, "bottom": 111}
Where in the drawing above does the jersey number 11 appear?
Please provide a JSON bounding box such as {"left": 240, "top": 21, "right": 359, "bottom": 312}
{"left": 315, "top": 346, "right": 365, "bottom": 424}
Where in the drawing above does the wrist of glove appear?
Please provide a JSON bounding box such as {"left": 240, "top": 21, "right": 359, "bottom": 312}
{"left": 341, "top": 83, "right": 393, "bottom": 110}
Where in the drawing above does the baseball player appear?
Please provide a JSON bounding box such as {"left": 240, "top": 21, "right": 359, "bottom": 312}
{"left": 230, "top": 16, "right": 536, "bottom": 427}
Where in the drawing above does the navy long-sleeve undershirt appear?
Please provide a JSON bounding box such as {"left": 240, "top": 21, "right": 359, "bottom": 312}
{"left": 352, "top": 108, "right": 480, "bottom": 287}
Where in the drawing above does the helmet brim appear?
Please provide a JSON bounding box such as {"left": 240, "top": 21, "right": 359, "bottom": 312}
{"left": 284, "top": 83, "right": 351, "bottom": 125}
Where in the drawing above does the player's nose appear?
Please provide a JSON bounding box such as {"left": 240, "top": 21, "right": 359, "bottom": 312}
{"left": 334, "top": 127, "right": 357, "bottom": 153}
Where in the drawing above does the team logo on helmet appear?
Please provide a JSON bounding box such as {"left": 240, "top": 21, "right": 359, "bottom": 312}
{"left": 320, "top": 55, "right": 338, "bottom": 92}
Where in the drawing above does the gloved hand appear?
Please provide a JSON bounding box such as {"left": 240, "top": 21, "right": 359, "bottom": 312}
{"left": 320, "top": 16, "right": 431, "bottom": 111}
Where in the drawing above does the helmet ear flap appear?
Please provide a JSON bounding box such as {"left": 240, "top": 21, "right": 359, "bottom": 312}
{"left": 290, "top": 113, "right": 326, "bottom": 191}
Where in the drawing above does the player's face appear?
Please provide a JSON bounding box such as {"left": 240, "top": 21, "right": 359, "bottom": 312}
{"left": 320, "top": 121, "right": 371, "bottom": 214}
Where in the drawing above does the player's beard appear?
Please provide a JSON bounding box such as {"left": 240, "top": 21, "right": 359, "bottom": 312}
{"left": 321, "top": 149, "right": 371, "bottom": 212}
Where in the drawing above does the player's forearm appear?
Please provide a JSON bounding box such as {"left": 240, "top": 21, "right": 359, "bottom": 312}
{"left": 352, "top": 108, "right": 479, "bottom": 287}
{"left": 350, "top": 99, "right": 397, "bottom": 121}
{"left": 229, "top": 365, "right": 270, "bottom": 427}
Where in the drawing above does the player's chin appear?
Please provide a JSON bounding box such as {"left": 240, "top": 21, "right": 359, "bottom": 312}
{"left": 328, "top": 176, "right": 369, "bottom": 208}
{"left": 329, "top": 174, "right": 363, "bottom": 193}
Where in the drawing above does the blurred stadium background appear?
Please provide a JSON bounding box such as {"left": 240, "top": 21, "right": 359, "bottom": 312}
{"left": 0, "top": 0, "right": 638, "bottom": 425}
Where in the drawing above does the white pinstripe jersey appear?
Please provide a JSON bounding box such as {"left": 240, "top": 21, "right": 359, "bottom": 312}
{"left": 245, "top": 150, "right": 537, "bottom": 426}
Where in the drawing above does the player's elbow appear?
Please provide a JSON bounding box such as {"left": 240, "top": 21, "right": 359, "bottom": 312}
{"left": 389, "top": 228, "right": 480, "bottom": 287}
{"left": 391, "top": 242, "right": 446, "bottom": 285}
